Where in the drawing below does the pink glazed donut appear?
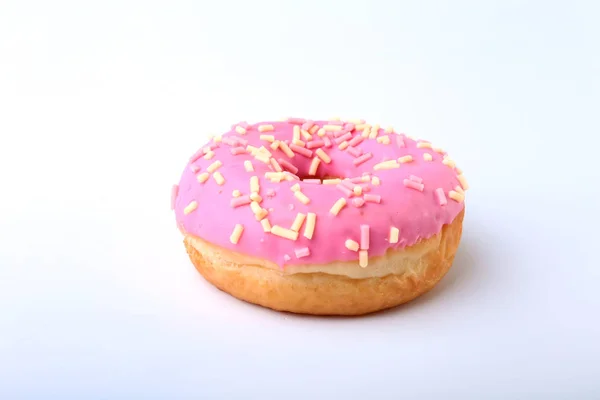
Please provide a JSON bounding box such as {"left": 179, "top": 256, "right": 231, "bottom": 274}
{"left": 172, "top": 117, "right": 468, "bottom": 315}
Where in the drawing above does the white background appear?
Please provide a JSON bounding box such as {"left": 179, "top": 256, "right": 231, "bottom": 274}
{"left": 1, "top": 1, "right": 599, "bottom": 399}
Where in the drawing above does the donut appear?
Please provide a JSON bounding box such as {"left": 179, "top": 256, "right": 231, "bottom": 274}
{"left": 172, "top": 117, "right": 468, "bottom": 315}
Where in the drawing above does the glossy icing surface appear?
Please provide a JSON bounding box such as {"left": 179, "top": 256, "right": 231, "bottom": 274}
{"left": 173, "top": 119, "right": 467, "bottom": 268}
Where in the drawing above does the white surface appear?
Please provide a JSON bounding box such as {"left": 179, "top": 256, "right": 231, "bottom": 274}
{"left": 1, "top": 1, "right": 599, "bottom": 398}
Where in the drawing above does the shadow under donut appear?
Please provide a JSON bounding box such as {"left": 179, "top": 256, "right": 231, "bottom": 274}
{"left": 361, "top": 219, "right": 494, "bottom": 319}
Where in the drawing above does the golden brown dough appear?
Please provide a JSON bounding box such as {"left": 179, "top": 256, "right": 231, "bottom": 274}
{"left": 182, "top": 209, "right": 464, "bottom": 316}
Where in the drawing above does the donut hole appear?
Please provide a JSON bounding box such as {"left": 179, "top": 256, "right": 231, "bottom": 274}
{"left": 295, "top": 172, "right": 346, "bottom": 181}
{"left": 290, "top": 157, "right": 348, "bottom": 181}
{"left": 322, "top": 174, "right": 346, "bottom": 180}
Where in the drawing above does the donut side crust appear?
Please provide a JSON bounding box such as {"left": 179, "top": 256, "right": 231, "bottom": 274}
{"left": 183, "top": 209, "right": 464, "bottom": 316}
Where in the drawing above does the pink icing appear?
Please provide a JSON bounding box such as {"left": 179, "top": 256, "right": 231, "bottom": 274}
{"left": 173, "top": 119, "right": 465, "bottom": 267}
